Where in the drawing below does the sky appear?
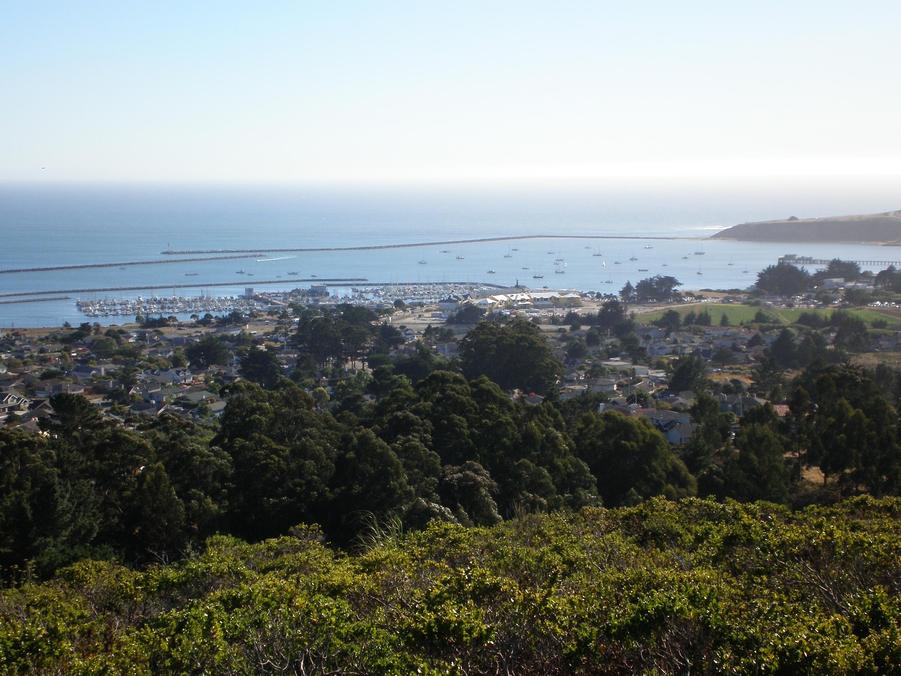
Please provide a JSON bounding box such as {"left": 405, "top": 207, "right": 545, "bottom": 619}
{"left": 2, "top": 1, "right": 901, "bottom": 185}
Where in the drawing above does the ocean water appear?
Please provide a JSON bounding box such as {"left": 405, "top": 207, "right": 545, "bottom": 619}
{"left": 1, "top": 182, "right": 900, "bottom": 327}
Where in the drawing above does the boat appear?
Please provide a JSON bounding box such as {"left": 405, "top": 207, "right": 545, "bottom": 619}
{"left": 512, "top": 248, "right": 518, "bottom": 251}
{"left": 533, "top": 274, "right": 544, "bottom": 279}
{"left": 288, "top": 271, "right": 299, "bottom": 275}
{"left": 521, "top": 266, "right": 530, "bottom": 270}
{"left": 440, "top": 249, "right": 449, "bottom": 253}
{"left": 638, "top": 268, "right": 649, "bottom": 272}
{"left": 604, "top": 279, "right": 614, "bottom": 284}
{"left": 418, "top": 260, "right": 427, "bottom": 264}
{"left": 487, "top": 269, "right": 496, "bottom": 274}
{"left": 643, "top": 245, "right": 653, "bottom": 249}
{"left": 629, "top": 255, "right": 638, "bottom": 261}
{"left": 682, "top": 255, "right": 689, "bottom": 259}
{"left": 236, "top": 270, "right": 246, "bottom": 274}
{"left": 694, "top": 251, "right": 706, "bottom": 255}
{"left": 456, "top": 256, "right": 465, "bottom": 260}
{"left": 504, "top": 248, "right": 513, "bottom": 258}
{"left": 592, "top": 248, "right": 603, "bottom": 256}
{"left": 614, "top": 261, "right": 622, "bottom": 265}
{"left": 184, "top": 272, "right": 199, "bottom": 276}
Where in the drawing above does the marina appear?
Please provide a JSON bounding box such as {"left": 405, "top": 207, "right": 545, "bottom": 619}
{"left": 77, "top": 295, "right": 262, "bottom": 318}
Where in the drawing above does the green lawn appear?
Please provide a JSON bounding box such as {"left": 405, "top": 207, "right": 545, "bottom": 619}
{"left": 636, "top": 303, "right": 901, "bottom": 328}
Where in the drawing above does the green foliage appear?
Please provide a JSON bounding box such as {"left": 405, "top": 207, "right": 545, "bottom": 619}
{"left": 459, "top": 319, "right": 562, "bottom": 394}
{"left": 669, "top": 353, "right": 708, "bottom": 392}
{"left": 573, "top": 411, "right": 696, "bottom": 506}
{"left": 184, "top": 334, "right": 231, "bottom": 368}
{"left": 756, "top": 262, "right": 812, "bottom": 295}
{"left": 1, "top": 498, "right": 898, "bottom": 674}
{"left": 634, "top": 275, "right": 682, "bottom": 302}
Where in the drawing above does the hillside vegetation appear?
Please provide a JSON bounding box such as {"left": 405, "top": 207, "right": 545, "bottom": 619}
{"left": 712, "top": 211, "right": 901, "bottom": 243}
{"left": 1, "top": 497, "right": 898, "bottom": 674}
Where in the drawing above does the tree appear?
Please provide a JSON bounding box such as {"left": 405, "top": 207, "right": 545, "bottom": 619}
{"left": 438, "top": 461, "right": 502, "bottom": 525}
{"left": 446, "top": 305, "right": 486, "bottom": 324}
{"left": 721, "top": 423, "right": 790, "bottom": 503}
{"left": 634, "top": 275, "right": 681, "bottom": 302}
{"left": 770, "top": 328, "right": 798, "bottom": 369}
{"left": 756, "top": 263, "right": 811, "bottom": 295}
{"left": 239, "top": 347, "right": 282, "bottom": 387}
{"left": 573, "top": 412, "right": 695, "bottom": 506}
{"left": 820, "top": 258, "right": 861, "bottom": 281}
{"left": 669, "top": 354, "right": 707, "bottom": 392}
{"left": 185, "top": 335, "right": 230, "bottom": 368}
{"left": 459, "top": 319, "right": 562, "bottom": 394}
{"left": 654, "top": 309, "right": 682, "bottom": 333}
{"left": 330, "top": 429, "right": 413, "bottom": 539}
{"left": 620, "top": 281, "right": 635, "bottom": 302}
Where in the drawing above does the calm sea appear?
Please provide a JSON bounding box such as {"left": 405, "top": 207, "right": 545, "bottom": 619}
{"left": 1, "top": 182, "right": 900, "bottom": 327}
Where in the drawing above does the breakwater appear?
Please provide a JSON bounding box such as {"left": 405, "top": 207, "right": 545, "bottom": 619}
{"left": 0, "top": 253, "right": 263, "bottom": 275}
{"left": 0, "top": 296, "right": 70, "bottom": 305}
{"left": 0, "top": 278, "right": 366, "bottom": 299}
{"left": 0, "top": 235, "right": 698, "bottom": 275}
{"left": 0, "top": 279, "right": 507, "bottom": 300}
{"left": 160, "top": 234, "right": 695, "bottom": 255}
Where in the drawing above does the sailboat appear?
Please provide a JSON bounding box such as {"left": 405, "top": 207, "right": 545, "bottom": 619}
{"left": 592, "top": 248, "right": 603, "bottom": 257}
{"left": 504, "top": 248, "right": 513, "bottom": 258}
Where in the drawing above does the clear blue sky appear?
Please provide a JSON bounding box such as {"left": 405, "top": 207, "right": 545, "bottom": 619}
{"left": 2, "top": 1, "right": 900, "bottom": 184}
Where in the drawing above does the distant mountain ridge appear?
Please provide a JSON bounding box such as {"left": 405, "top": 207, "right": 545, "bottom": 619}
{"left": 712, "top": 210, "right": 901, "bottom": 243}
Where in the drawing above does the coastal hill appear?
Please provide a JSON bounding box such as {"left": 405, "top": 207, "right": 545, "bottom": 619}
{"left": 712, "top": 210, "right": 901, "bottom": 243}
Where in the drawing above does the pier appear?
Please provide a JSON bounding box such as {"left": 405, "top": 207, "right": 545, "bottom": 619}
{"left": 779, "top": 254, "right": 901, "bottom": 267}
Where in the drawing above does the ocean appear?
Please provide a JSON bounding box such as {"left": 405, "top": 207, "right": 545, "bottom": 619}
{"left": 1, "top": 182, "right": 900, "bottom": 327}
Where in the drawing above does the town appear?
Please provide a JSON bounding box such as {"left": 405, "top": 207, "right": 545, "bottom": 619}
{"left": 4, "top": 258, "right": 901, "bottom": 445}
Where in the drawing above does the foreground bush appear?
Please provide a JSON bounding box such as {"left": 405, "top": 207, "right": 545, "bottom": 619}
{"left": 1, "top": 497, "right": 899, "bottom": 674}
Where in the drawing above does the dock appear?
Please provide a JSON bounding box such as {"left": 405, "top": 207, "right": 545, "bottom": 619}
{"left": 779, "top": 254, "right": 901, "bottom": 267}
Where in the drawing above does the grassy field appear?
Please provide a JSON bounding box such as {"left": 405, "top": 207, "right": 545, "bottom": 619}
{"left": 637, "top": 303, "right": 901, "bottom": 328}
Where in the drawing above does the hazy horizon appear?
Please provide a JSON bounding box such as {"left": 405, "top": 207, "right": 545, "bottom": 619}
{"left": 3, "top": 2, "right": 901, "bottom": 184}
